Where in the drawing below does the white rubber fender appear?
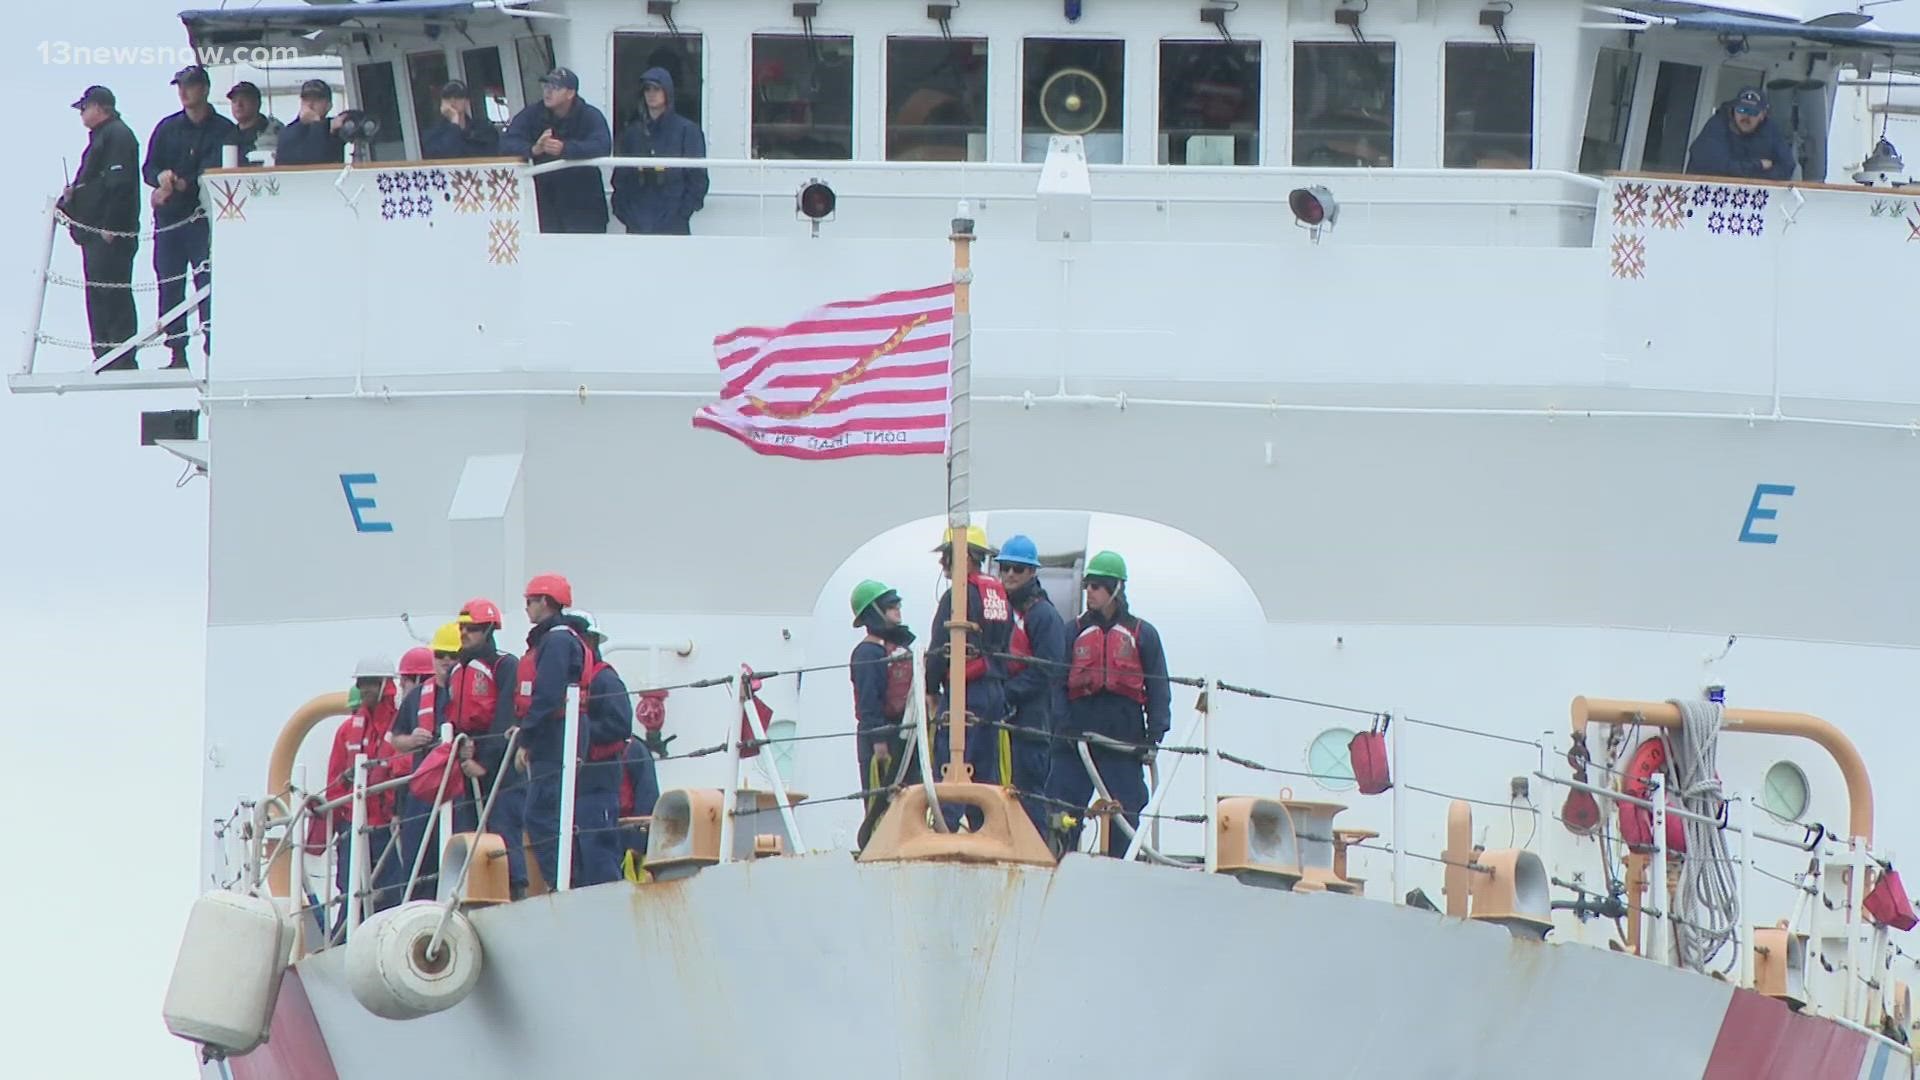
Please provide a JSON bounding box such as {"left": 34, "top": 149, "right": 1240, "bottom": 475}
{"left": 344, "top": 900, "right": 483, "bottom": 1020}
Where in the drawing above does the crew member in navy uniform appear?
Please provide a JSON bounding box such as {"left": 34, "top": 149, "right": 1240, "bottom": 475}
{"left": 450, "top": 598, "right": 527, "bottom": 899}
{"left": 276, "top": 79, "right": 348, "bottom": 166}
{"left": 570, "top": 612, "right": 633, "bottom": 887}
{"left": 924, "top": 526, "right": 1013, "bottom": 829}
{"left": 1686, "top": 87, "right": 1796, "bottom": 181}
{"left": 1045, "top": 550, "right": 1171, "bottom": 857}
{"left": 61, "top": 85, "right": 140, "bottom": 371}
{"left": 421, "top": 80, "right": 500, "bottom": 160}
{"left": 143, "top": 65, "right": 234, "bottom": 371}
{"left": 995, "top": 535, "right": 1070, "bottom": 834}
{"left": 611, "top": 66, "right": 708, "bottom": 235}
{"left": 500, "top": 68, "right": 612, "bottom": 234}
{"left": 848, "top": 579, "right": 920, "bottom": 846}
{"left": 225, "top": 81, "right": 282, "bottom": 166}
{"left": 512, "top": 573, "right": 592, "bottom": 889}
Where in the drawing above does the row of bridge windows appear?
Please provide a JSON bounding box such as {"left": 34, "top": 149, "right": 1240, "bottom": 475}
{"left": 363, "top": 33, "right": 1537, "bottom": 169}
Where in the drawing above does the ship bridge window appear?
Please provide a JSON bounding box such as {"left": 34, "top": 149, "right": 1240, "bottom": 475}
{"left": 1642, "top": 61, "right": 1704, "bottom": 172}
{"left": 614, "top": 32, "right": 704, "bottom": 137}
{"left": 1158, "top": 41, "right": 1261, "bottom": 165}
{"left": 1578, "top": 47, "right": 1639, "bottom": 173}
{"left": 515, "top": 35, "right": 556, "bottom": 109}
{"left": 1292, "top": 42, "right": 1395, "bottom": 167}
{"left": 1023, "top": 38, "right": 1125, "bottom": 164}
{"left": 460, "top": 47, "right": 510, "bottom": 126}
{"left": 1444, "top": 44, "right": 1534, "bottom": 168}
{"left": 351, "top": 61, "right": 406, "bottom": 162}
{"left": 752, "top": 34, "right": 855, "bottom": 159}
{"left": 886, "top": 37, "right": 989, "bottom": 161}
{"left": 406, "top": 50, "right": 451, "bottom": 150}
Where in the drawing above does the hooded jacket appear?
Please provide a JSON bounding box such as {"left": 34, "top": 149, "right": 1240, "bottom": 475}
{"left": 1686, "top": 103, "right": 1796, "bottom": 181}
{"left": 610, "top": 67, "right": 709, "bottom": 235}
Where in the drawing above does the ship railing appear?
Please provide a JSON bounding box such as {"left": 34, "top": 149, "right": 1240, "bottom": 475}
{"left": 525, "top": 153, "right": 1604, "bottom": 241}
{"left": 1530, "top": 764, "right": 1901, "bottom": 1029}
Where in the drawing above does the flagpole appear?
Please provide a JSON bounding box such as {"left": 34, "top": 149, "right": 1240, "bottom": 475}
{"left": 945, "top": 202, "right": 975, "bottom": 782}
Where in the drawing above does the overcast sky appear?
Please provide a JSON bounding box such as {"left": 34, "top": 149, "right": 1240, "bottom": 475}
{"left": 5, "top": 0, "right": 1919, "bottom": 1074}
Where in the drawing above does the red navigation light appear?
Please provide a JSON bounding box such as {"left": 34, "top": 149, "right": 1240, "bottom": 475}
{"left": 797, "top": 180, "right": 837, "bottom": 221}
{"left": 1288, "top": 186, "right": 1331, "bottom": 227}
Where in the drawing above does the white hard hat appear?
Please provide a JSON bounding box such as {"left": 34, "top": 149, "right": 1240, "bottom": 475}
{"left": 572, "top": 611, "right": 608, "bottom": 648}
{"left": 354, "top": 653, "right": 396, "bottom": 679}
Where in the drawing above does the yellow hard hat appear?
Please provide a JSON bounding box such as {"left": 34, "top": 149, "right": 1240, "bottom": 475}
{"left": 932, "top": 524, "right": 995, "bottom": 554}
{"left": 430, "top": 621, "right": 462, "bottom": 655}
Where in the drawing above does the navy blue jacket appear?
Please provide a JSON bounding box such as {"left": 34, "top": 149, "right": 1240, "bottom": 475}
{"left": 1686, "top": 104, "right": 1796, "bottom": 181}
{"left": 500, "top": 98, "right": 612, "bottom": 233}
{"left": 851, "top": 638, "right": 895, "bottom": 753}
{"left": 275, "top": 116, "right": 345, "bottom": 166}
{"left": 610, "top": 67, "right": 709, "bottom": 235}
{"left": 143, "top": 107, "right": 237, "bottom": 224}
{"left": 577, "top": 659, "right": 632, "bottom": 792}
{"left": 422, "top": 114, "right": 500, "bottom": 160}
{"left": 64, "top": 114, "right": 140, "bottom": 246}
{"left": 1005, "top": 585, "right": 1070, "bottom": 734}
{"left": 520, "top": 615, "right": 588, "bottom": 762}
{"left": 1064, "top": 605, "right": 1172, "bottom": 744}
{"left": 620, "top": 739, "right": 660, "bottom": 818}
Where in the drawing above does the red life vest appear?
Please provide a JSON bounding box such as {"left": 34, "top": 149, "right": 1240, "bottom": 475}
{"left": 1006, "top": 612, "right": 1032, "bottom": 676}
{"left": 963, "top": 572, "right": 1011, "bottom": 682}
{"left": 1067, "top": 619, "right": 1147, "bottom": 705}
{"left": 882, "top": 646, "right": 914, "bottom": 720}
{"left": 448, "top": 656, "right": 503, "bottom": 736}
{"left": 513, "top": 625, "right": 592, "bottom": 722}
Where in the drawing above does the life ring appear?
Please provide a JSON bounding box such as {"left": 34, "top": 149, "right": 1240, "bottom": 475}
{"left": 344, "top": 901, "right": 484, "bottom": 1020}
{"left": 1618, "top": 737, "right": 1688, "bottom": 854}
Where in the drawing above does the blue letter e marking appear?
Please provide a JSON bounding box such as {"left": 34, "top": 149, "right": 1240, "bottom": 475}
{"left": 1737, "top": 483, "right": 1794, "bottom": 544}
{"left": 339, "top": 473, "right": 393, "bottom": 533}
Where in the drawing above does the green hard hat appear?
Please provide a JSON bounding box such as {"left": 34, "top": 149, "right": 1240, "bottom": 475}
{"left": 1085, "top": 550, "right": 1128, "bottom": 582}
{"left": 850, "top": 579, "right": 899, "bottom": 625}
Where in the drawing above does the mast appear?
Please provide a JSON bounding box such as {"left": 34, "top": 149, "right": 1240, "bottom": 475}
{"left": 944, "top": 202, "right": 975, "bottom": 782}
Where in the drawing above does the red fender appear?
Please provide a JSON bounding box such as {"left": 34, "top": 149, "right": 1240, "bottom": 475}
{"left": 1618, "top": 737, "right": 1688, "bottom": 854}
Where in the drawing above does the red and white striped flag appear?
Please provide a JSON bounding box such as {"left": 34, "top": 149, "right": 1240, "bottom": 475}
{"left": 691, "top": 283, "right": 953, "bottom": 460}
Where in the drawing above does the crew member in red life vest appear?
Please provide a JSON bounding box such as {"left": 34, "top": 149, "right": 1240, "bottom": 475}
{"left": 924, "top": 525, "right": 1013, "bottom": 829}
{"left": 388, "top": 628, "right": 463, "bottom": 902}
{"left": 569, "top": 611, "right": 634, "bottom": 887}
{"left": 513, "top": 573, "right": 594, "bottom": 890}
{"left": 324, "top": 654, "right": 405, "bottom": 927}
{"left": 1045, "top": 551, "right": 1171, "bottom": 857}
{"left": 995, "top": 535, "right": 1071, "bottom": 834}
{"left": 451, "top": 597, "right": 527, "bottom": 899}
{"left": 849, "top": 578, "right": 920, "bottom": 846}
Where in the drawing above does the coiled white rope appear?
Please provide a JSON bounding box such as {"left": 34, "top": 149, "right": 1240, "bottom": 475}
{"left": 1670, "top": 697, "right": 1740, "bottom": 972}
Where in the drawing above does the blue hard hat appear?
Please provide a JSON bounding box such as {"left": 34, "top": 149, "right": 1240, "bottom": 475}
{"left": 997, "top": 534, "right": 1040, "bottom": 567}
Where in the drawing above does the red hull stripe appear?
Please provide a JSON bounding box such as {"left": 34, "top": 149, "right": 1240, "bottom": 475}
{"left": 1702, "top": 988, "right": 1870, "bottom": 1080}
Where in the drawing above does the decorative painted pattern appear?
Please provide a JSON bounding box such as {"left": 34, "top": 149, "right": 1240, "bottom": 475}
{"left": 244, "top": 176, "right": 281, "bottom": 199}
{"left": 1649, "top": 184, "right": 1689, "bottom": 230}
{"left": 449, "top": 170, "right": 486, "bottom": 213}
{"left": 1908, "top": 216, "right": 1920, "bottom": 242}
{"left": 1868, "top": 199, "right": 1907, "bottom": 220}
{"left": 1612, "top": 182, "right": 1649, "bottom": 227}
{"left": 377, "top": 168, "right": 451, "bottom": 221}
{"left": 211, "top": 179, "right": 247, "bottom": 222}
{"left": 1609, "top": 233, "right": 1645, "bottom": 279}
{"left": 488, "top": 218, "right": 521, "bottom": 265}
{"left": 486, "top": 167, "right": 519, "bottom": 213}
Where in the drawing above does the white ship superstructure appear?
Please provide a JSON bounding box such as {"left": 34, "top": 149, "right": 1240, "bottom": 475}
{"left": 13, "top": 0, "right": 1920, "bottom": 1076}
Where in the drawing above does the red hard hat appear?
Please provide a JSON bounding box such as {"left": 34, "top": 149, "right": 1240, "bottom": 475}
{"left": 397, "top": 647, "right": 436, "bottom": 677}
{"left": 458, "top": 597, "right": 503, "bottom": 627}
{"left": 524, "top": 572, "right": 573, "bottom": 608}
